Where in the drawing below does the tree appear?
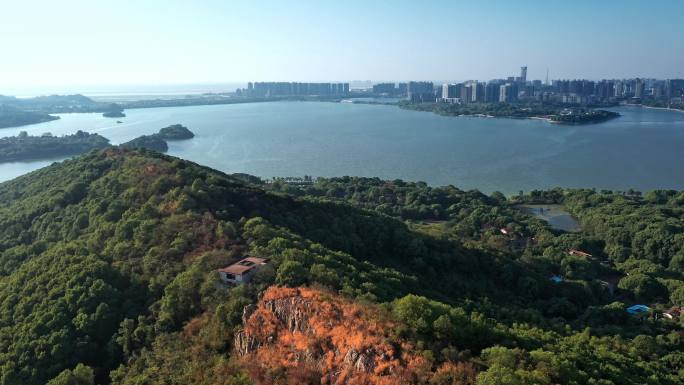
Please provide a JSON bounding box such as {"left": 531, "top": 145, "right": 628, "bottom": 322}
{"left": 617, "top": 273, "right": 667, "bottom": 302}
{"left": 276, "top": 260, "right": 309, "bottom": 287}
{"left": 46, "top": 364, "right": 94, "bottom": 385}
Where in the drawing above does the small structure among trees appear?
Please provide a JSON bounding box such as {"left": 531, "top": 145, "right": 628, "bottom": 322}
{"left": 217, "top": 257, "right": 269, "bottom": 285}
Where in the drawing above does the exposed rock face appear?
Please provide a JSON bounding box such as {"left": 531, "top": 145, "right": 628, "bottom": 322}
{"left": 235, "top": 286, "right": 429, "bottom": 385}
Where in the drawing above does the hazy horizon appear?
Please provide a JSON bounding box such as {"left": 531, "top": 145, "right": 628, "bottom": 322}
{"left": 2, "top": 0, "right": 683, "bottom": 93}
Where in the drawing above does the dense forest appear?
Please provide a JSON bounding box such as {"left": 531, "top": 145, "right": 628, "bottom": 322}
{"left": 0, "top": 151, "right": 681, "bottom": 385}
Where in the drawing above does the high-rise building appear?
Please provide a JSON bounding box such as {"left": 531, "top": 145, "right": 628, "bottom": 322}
{"left": 373, "top": 83, "right": 396, "bottom": 94}
{"left": 499, "top": 83, "right": 517, "bottom": 103}
{"left": 441, "top": 84, "right": 461, "bottom": 101}
{"left": 520, "top": 66, "right": 527, "bottom": 83}
{"left": 465, "top": 81, "right": 483, "bottom": 103}
{"left": 407, "top": 81, "right": 434, "bottom": 102}
{"left": 499, "top": 84, "right": 510, "bottom": 102}
{"left": 441, "top": 83, "right": 451, "bottom": 99}
{"left": 614, "top": 81, "right": 624, "bottom": 97}
{"left": 635, "top": 78, "right": 644, "bottom": 98}
{"left": 246, "top": 82, "right": 349, "bottom": 97}
{"left": 485, "top": 82, "right": 501, "bottom": 103}
{"left": 461, "top": 83, "right": 473, "bottom": 103}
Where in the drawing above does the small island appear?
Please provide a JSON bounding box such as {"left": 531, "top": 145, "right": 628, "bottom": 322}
{"left": 119, "top": 124, "right": 195, "bottom": 153}
{"left": 157, "top": 124, "right": 194, "bottom": 140}
{"left": 103, "top": 110, "right": 126, "bottom": 118}
{"left": 102, "top": 104, "right": 126, "bottom": 118}
{"left": 0, "top": 130, "right": 110, "bottom": 162}
{"left": 120, "top": 135, "right": 169, "bottom": 152}
{"left": 0, "top": 105, "right": 60, "bottom": 128}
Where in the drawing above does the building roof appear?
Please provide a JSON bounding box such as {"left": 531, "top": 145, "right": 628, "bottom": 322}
{"left": 218, "top": 257, "right": 269, "bottom": 276}
{"left": 663, "top": 306, "right": 682, "bottom": 318}
{"left": 568, "top": 249, "right": 592, "bottom": 257}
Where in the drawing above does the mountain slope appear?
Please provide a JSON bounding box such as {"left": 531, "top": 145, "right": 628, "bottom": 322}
{"left": 0, "top": 149, "right": 681, "bottom": 385}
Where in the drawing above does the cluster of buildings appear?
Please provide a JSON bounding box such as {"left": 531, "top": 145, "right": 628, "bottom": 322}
{"left": 237, "top": 71, "right": 684, "bottom": 107}
{"left": 372, "top": 66, "right": 684, "bottom": 106}
{"left": 239, "top": 82, "right": 350, "bottom": 97}
{"left": 372, "top": 82, "right": 408, "bottom": 97}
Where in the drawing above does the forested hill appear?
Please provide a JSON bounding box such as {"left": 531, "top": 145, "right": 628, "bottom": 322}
{"left": 0, "top": 149, "right": 681, "bottom": 385}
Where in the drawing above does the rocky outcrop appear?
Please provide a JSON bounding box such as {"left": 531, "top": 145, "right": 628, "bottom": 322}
{"left": 235, "top": 286, "right": 430, "bottom": 384}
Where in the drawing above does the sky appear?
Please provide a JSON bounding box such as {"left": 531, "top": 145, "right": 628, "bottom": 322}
{"left": 1, "top": 0, "right": 683, "bottom": 93}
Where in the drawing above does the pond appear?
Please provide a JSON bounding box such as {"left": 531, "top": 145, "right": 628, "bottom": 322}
{"left": 517, "top": 204, "right": 580, "bottom": 232}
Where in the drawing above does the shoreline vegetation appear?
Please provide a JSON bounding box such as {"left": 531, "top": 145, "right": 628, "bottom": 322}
{"left": 0, "top": 124, "right": 194, "bottom": 162}
{"left": 627, "top": 103, "right": 684, "bottom": 113}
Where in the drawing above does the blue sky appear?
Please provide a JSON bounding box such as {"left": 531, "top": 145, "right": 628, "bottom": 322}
{"left": 1, "top": 0, "right": 682, "bottom": 90}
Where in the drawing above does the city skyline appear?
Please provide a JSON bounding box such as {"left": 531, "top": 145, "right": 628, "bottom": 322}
{"left": 1, "top": 0, "right": 683, "bottom": 92}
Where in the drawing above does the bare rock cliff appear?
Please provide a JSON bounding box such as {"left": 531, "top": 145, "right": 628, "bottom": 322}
{"left": 234, "top": 286, "right": 431, "bottom": 385}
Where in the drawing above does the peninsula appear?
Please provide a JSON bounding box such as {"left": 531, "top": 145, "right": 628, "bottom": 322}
{"left": 0, "top": 130, "right": 109, "bottom": 162}
{"left": 0, "top": 124, "right": 195, "bottom": 162}
{"left": 398, "top": 101, "right": 620, "bottom": 124}
{"left": 0, "top": 105, "right": 60, "bottom": 128}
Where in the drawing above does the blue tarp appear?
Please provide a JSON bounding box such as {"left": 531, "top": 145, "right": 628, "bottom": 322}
{"left": 626, "top": 304, "right": 650, "bottom": 314}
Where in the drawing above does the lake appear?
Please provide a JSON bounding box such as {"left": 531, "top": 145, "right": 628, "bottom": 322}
{"left": 517, "top": 204, "right": 580, "bottom": 232}
{"left": 1, "top": 102, "right": 684, "bottom": 194}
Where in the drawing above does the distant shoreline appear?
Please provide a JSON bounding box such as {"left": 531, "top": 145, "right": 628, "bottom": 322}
{"left": 624, "top": 104, "right": 684, "bottom": 113}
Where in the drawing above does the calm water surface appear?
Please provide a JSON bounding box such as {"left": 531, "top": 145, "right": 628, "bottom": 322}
{"left": 518, "top": 204, "right": 580, "bottom": 232}
{"left": 1, "top": 102, "right": 683, "bottom": 194}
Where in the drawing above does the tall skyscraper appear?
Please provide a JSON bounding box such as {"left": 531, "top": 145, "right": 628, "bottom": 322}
{"left": 441, "top": 83, "right": 450, "bottom": 99}
{"left": 499, "top": 83, "right": 517, "bottom": 103}
{"left": 635, "top": 78, "right": 644, "bottom": 98}
{"left": 441, "top": 84, "right": 460, "bottom": 100}
{"left": 499, "top": 84, "right": 510, "bottom": 102}
{"left": 545, "top": 68, "right": 549, "bottom": 86}
{"left": 461, "top": 83, "right": 473, "bottom": 103}
{"left": 485, "top": 82, "right": 501, "bottom": 102}
{"left": 520, "top": 66, "right": 527, "bottom": 83}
